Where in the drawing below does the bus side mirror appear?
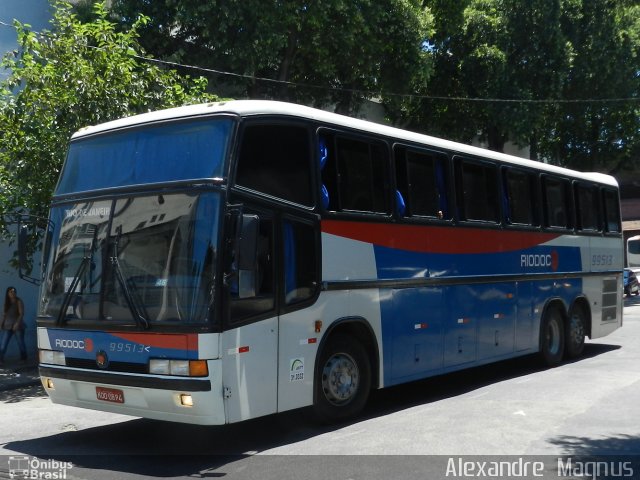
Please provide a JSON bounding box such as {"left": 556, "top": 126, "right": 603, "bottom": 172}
{"left": 16, "top": 215, "right": 53, "bottom": 286}
{"left": 237, "top": 214, "right": 259, "bottom": 299}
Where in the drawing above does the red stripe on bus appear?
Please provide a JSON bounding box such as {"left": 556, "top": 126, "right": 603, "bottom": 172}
{"left": 111, "top": 332, "right": 199, "bottom": 351}
{"left": 321, "top": 220, "right": 560, "bottom": 254}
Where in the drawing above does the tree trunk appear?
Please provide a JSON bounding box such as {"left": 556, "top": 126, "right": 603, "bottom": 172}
{"left": 277, "top": 30, "right": 298, "bottom": 100}
{"left": 334, "top": 89, "right": 354, "bottom": 116}
{"left": 529, "top": 133, "right": 539, "bottom": 161}
{"left": 487, "top": 125, "right": 506, "bottom": 153}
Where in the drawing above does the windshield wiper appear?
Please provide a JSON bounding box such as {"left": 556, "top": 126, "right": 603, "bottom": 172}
{"left": 56, "top": 225, "right": 98, "bottom": 326}
{"left": 111, "top": 226, "right": 150, "bottom": 330}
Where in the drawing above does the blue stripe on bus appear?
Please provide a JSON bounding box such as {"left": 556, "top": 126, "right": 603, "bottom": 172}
{"left": 379, "top": 276, "right": 583, "bottom": 385}
{"left": 372, "top": 245, "right": 583, "bottom": 279}
{"left": 374, "top": 244, "right": 583, "bottom": 385}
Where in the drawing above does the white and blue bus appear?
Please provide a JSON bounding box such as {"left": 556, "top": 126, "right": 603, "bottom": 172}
{"left": 36, "top": 100, "right": 623, "bottom": 424}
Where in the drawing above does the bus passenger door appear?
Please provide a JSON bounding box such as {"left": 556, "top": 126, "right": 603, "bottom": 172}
{"left": 276, "top": 215, "right": 321, "bottom": 413}
{"left": 221, "top": 210, "right": 279, "bottom": 423}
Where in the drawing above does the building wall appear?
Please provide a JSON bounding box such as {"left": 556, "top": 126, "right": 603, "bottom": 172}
{"left": 471, "top": 138, "right": 530, "bottom": 159}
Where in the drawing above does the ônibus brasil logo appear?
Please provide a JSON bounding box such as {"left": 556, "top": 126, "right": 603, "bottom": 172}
{"left": 8, "top": 456, "right": 73, "bottom": 479}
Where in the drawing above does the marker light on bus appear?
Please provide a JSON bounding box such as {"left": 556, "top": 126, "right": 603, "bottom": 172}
{"left": 39, "top": 349, "right": 66, "bottom": 366}
{"left": 149, "top": 359, "right": 208, "bottom": 377}
{"left": 180, "top": 394, "right": 194, "bottom": 407}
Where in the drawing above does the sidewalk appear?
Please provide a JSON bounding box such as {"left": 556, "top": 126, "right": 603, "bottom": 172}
{"left": 0, "top": 358, "right": 41, "bottom": 392}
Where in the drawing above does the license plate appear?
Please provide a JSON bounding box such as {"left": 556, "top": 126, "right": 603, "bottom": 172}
{"left": 96, "top": 386, "right": 124, "bottom": 404}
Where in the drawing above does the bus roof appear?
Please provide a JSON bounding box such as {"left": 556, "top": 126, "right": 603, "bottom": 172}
{"left": 71, "top": 100, "right": 618, "bottom": 188}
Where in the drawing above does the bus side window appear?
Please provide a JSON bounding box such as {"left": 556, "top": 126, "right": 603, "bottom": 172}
{"left": 575, "top": 183, "right": 600, "bottom": 232}
{"left": 229, "top": 214, "right": 275, "bottom": 323}
{"left": 395, "top": 146, "right": 449, "bottom": 220}
{"left": 504, "top": 168, "right": 537, "bottom": 226}
{"left": 603, "top": 189, "right": 621, "bottom": 233}
{"left": 236, "top": 124, "right": 312, "bottom": 206}
{"left": 320, "top": 131, "right": 390, "bottom": 214}
{"left": 455, "top": 158, "right": 499, "bottom": 223}
{"left": 543, "top": 176, "right": 573, "bottom": 229}
{"left": 283, "top": 218, "right": 319, "bottom": 306}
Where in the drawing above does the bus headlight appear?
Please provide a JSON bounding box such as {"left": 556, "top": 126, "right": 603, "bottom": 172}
{"left": 149, "top": 359, "right": 208, "bottom": 377}
{"left": 39, "top": 349, "right": 66, "bottom": 366}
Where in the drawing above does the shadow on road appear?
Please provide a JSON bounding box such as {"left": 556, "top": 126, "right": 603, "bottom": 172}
{"left": 548, "top": 433, "right": 640, "bottom": 456}
{"left": 2, "top": 342, "right": 622, "bottom": 478}
{"left": 0, "top": 383, "right": 46, "bottom": 403}
{"left": 624, "top": 294, "right": 640, "bottom": 307}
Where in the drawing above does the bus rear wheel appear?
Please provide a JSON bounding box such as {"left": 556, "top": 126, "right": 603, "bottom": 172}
{"left": 565, "top": 304, "right": 587, "bottom": 359}
{"left": 539, "top": 305, "right": 565, "bottom": 367}
{"left": 313, "top": 334, "right": 371, "bottom": 423}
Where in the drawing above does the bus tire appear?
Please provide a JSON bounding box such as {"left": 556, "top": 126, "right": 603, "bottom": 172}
{"left": 539, "top": 305, "right": 565, "bottom": 367}
{"left": 313, "top": 333, "right": 371, "bottom": 423}
{"left": 565, "top": 303, "right": 587, "bottom": 359}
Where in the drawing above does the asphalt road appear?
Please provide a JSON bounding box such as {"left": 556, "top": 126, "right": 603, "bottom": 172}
{"left": 1, "top": 297, "right": 640, "bottom": 479}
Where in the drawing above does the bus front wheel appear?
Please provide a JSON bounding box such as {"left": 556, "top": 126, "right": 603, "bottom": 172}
{"left": 539, "top": 305, "right": 565, "bottom": 367}
{"left": 313, "top": 334, "right": 371, "bottom": 423}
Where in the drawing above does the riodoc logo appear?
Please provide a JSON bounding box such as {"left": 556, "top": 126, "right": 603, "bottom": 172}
{"left": 53, "top": 337, "right": 94, "bottom": 352}
{"left": 520, "top": 250, "right": 559, "bottom": 271}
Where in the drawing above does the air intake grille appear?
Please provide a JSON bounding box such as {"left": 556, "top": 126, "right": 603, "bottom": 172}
{"left": 601, "top": 277, "right": 618, "bottom": 322}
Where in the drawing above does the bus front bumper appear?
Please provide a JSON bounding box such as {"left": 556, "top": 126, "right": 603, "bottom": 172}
{"left": 39, "top": 360, "right": 226, "bottom": 425}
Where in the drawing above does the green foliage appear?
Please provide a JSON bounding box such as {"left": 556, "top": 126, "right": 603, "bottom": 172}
{"left": 1, "top": 0, "right": 637, "bottom": 205}
{"left": 541, "top": 0, "right": 640, "bottom": 172}
{"left": 402, "top": 0, "right": 639, "bottom": 173}
{"left": 0, "top": 1, "right": 216, "bottom": 220}
{"left": 109, "top": 0, "right": 433, "bottom": 115}
{"left": 410, "top": 0, "right": 569, "bottom": 153}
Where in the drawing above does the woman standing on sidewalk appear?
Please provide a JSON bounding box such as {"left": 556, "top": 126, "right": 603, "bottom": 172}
{"left": 0, "top": 286, "right": 27, "bottom": 366}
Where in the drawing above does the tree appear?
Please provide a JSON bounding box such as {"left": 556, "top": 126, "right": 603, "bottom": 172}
{"left": 108, "top": 0, "right": 434, "bottom": 115}
{"left": 0, "top": 1, "right": 216, "bottom": 221}
{"left": 400, "top": 0, "right": 639, "bottom": 173}
{"left": 406, "top": 0, "right": 568, "bottom": 155}
{"left": 539, "top": 0, "right": 640, "bottom": 171}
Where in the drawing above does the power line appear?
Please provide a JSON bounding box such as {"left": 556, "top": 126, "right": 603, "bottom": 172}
{"left": 1, "top": 18, "right": 639, "bottom": 105}
{"left": 128, "top": 53, "right": 640, "bottom": 105}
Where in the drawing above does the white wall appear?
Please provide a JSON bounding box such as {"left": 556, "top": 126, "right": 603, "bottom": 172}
{"left": 1, "top": 1, "right": 54, "bottom": 361}
{"left": 471, "top": 138, "right": 530, "bottom": 159}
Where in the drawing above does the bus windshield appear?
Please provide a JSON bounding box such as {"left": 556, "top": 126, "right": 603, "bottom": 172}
{"left": 40, "top": 192, "right": 221, "bottom": 327}
{"left": 56, "top": 118, "right": 233, "bottom": 195}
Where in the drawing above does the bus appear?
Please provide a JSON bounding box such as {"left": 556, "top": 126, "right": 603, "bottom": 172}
{"left": 626, "top": 235, "right": 640, "bottom": 269}
{"left": 35, "top": 100, "right": 623, "bottom": 425}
